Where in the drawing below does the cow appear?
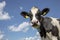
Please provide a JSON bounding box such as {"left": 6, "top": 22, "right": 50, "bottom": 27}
{"left": 20, "top": 6, "right": 60, "bottom": 40}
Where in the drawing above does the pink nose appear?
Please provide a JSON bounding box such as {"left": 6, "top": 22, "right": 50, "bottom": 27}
{"left": 31, "top": 21, "right": 38, "bottom": 24}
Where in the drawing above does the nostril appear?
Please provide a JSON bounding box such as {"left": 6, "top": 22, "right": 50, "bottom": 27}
{"left": 36, "top": 21, "right": 38, "bottom": 23}
{"left": 31, "top": 22, "right": 36, "bottom": 25}
{"left": 31, "top": 21, "right": 38, "bottom": 24}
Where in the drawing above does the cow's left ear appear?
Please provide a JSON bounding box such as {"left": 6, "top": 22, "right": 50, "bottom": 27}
{"left": 41, "top": 8, "right": 50, "bottom": 16}
{"left": 20, "top": 11, "right": 29, "bottom": 18}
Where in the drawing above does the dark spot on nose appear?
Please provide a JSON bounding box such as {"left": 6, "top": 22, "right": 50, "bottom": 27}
{"left": 36, "top": 21, "right": 38, "bottom": 23}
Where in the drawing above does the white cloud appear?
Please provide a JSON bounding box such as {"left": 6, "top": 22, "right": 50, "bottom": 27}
{"left": 0, "top": 30, "right": 9, "bottom": 40}
{"left": 0, "top": 34, "right": 4, "bottom": 40}
{"left": 9, "top": 22, "right": 41, "bottom": 40}
{"left": 0, "top": 31, "right": 4, "bottom": 40}
{"left": 0, "top": 1, "right": 11, "bottom": 20}
{"left": 19, "top": 32, "right": 41, "bottom": 40}
{"left": 9, "top": 22, "right": 31, "bottom": 32}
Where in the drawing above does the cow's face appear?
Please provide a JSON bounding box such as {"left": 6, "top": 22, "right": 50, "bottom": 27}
{"left": 21, "top": 7, "right": 49, "bottom": 28}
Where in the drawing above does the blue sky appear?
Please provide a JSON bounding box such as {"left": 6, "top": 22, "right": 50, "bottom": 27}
{"left": 0, "top": 0, "right": 60, "bottom": 40}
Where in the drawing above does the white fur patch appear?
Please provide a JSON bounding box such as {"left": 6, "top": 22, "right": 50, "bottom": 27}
{"left": 46, "top": 32, "right": 52, "bottom": 40}
{"left": 52, "top": 36, "right": 58, "bottom": 40}
{"left": 50, "top": 17, "right": 60, "bottom": 37}
{"left": 31, "top": 7, "right": 38, "bottom": 22}
{"left": 31, "top": 7, "right": 38, "bottom": 14}
{"left": 41, "top": 36, "right": 51, "bottom": 40}
{"left": 31, "top": 7, "right": 40, "bottom": 26}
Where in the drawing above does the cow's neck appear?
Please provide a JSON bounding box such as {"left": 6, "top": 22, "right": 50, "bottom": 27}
{"left": 37, "top": 16, "right": 47, "bottom": 38}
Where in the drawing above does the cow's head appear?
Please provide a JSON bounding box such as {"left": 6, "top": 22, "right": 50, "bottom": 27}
{"left": 20, "top": 6, "right": 49, "bottom": 28}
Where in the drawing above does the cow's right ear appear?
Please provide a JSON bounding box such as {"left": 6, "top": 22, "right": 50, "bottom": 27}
{"left": 41, "top": 8, "right": 49, "bottom": 16}
{"left": 20, "top": 11, "right": 29, "bottom": 18}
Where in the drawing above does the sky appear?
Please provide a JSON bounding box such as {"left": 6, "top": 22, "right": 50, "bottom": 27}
{"left": 0, "top": 0, "right": 60, "bottom": 40}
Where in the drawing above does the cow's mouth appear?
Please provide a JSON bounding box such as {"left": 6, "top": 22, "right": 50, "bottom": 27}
{"left": 32, "top": 23, "right": 39, "bottom": 27}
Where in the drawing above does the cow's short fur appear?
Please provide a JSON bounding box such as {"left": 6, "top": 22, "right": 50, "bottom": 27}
{"left": 20, "top": 6, "right": 60, "bottom": 40}
{"left": 39, "top": 17, "right": 60, "bottom": 40}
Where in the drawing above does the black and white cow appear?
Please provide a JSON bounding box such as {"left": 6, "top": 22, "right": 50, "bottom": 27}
{"left": 20, "top": 6, "right": 60, "bottom": 40}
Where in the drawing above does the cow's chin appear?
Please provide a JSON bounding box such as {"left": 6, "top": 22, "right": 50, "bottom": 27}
{"left": 32, "top": 24, "right": 40, "bottom": 28}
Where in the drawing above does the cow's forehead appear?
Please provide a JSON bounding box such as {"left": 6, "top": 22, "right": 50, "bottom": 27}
{"left": 31, "top": 7, "right": 39, "bottom": 14}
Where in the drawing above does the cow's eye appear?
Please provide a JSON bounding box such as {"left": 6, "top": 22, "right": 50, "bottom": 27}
{"left": 35, "top": 13, "right": 40, "bottom": 19}
{"left": 29, "top": 14, "right": 32, "bottom": 17}
{"left": 35, "top": 14, "right": 38, "bottom": 18}
{"left": 36, "top": 13, "right": 40, "bottom": 16}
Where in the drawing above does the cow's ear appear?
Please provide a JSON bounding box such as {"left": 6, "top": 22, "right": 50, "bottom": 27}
{"left": 41, "top": 8, "right": 49, "bottom": 16}
{"left": 20, "top": 11, "right": 29, "bottom": 18}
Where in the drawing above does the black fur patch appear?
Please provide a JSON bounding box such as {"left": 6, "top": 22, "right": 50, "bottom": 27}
{"left": 51, "top": 26, "right": 59, "bottom": 36}
{"left": 39, "top": 17, "right": 52, "bottom": 38}
{"left": 45, "top": 17, "right": 52, "bottom": 22}
{"left": 39, "top": 22, "right": 46, "bottom": 38}
{"left": 43, "top": 17, "right": 52, "bottom": 33}
{"left": 58, "top": 37, "right": 60, "bottom": 40}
